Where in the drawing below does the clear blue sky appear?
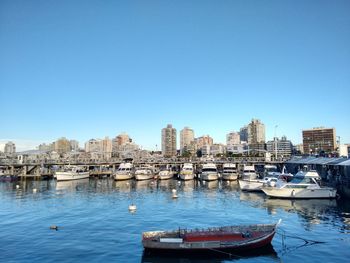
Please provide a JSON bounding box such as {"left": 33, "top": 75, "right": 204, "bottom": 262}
{"left": 1, "top": 0, "right": 349, "bottom": 151}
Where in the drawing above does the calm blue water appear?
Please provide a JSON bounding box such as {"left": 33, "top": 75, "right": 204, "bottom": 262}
{"left": 0, "top": 178, "right": 350, "bottom": 262}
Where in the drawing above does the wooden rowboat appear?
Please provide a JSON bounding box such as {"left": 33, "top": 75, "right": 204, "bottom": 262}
{"left": 142, "top": 220, "right": 281, "bottom": 255}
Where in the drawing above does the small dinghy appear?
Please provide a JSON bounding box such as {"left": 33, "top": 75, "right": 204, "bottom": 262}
{"left": 142, "top": 220, "right": 281, "bottom": 255}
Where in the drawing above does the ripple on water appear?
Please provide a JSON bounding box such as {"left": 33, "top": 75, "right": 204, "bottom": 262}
{"left": 0, "top": 178, "right": 350, "bottom": 262}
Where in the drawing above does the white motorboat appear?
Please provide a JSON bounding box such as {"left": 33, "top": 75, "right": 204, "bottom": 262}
{"left": 179, "top": 163, "right": 195, "bottom": 180}
{"left": 158, "top": 166, "right": 174, "bottom": 180}
{"left": 200, "top": 163, "right": 219, "bottom": 181}
{"left": 55, "top": 166, "right": 90, "bottom": 181}
{"left": 241, "top": 165, "right": 259, "bottom": 180}
{"left": 239, "top": 179, "right": 264, "bottom": 191}
{"left": 135, "top": 166, "right": 155, "bottom": 181}
{"left": 113, "top": 163, "right": 134, "bottom": 181}
{"left": 238, "top": 165, "right": 262, "bottom": 191}
{"left": 221, "top": 163, "right": 238, "bottom": 181}
{"left": 262, "top": 169, "right": 337, "bottom": 199}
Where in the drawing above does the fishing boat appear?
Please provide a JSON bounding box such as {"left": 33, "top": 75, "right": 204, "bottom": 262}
{"left": 179, "top": 163, "right": 195, "bottom": 180}
{"left": 262, "top": 169, "right": 337, "bottom": 199}
{"left": 142, "top": 220, "right": 281, "bottom": 254}
{"left": 221, "top": 163, "right": 239, "bottom": 181}
{"left": 55, "top": 166, "right": 90, "bottom": 181}
{"left": 113, "top": 163, "right": 134, "bottom": 181}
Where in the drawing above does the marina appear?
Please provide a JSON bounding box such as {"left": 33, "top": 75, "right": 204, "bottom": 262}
{"left": 0, "top": 177, "right": 350, "bottom": 262}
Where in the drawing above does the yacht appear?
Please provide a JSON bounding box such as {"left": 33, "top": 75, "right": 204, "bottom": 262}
{"left": 200, "top": 163, "right": 219, "bottom": 181}
{"left": 55, "top": 166, "right": 90, "bottom": 181}
{"left": 179, "top": 163, "right": 195, "bottom": 180}
{"left": 241, "top": 165, "right": 259, "bottom": 180}
{"left": 238, "top": 165, "right": 262, "bottom": 191}
{"left": 262, "top": 169, "right": 337, "bottom": 199}
{"left": 158, "top": 165, "right": 174, "bottom": 180}
{"left": 113, "top": 163, "right": 134, "bottom": 181}
{"left": 221, "top": 163, "right": 238, "bottom": 181}
{"left": 134, "top": 166, "right": 155, "bottom": 181}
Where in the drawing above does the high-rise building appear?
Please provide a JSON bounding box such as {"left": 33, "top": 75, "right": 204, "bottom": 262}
{"left": 239, "top": 126, "right": 248, "bottom": 142}
{"left": 112, "top": 133, "right": 131, "bottom": 152}
{"left": 161, "top": 124, "right": 177, "bottom": 157}
{"left": 226, "top": 131, "right": 240, "bottom": 145}
{"left": 266, "top": 136, "right": 293, "bottom": 157}
{"left": 4, "top": 141, "right": 16, "bottom": 154}
{"left": 54, "top": 137, "right": 71, "bottom": 154}
{"left": 85, "top": 139, "right": 102, "bottom": 153}
{"left": 195, "top": 135, "right": 213, "bottom": 149}
{"left": 248, "top": 119, "right": 265, "bottom": 144}
{"left": 247, "top": 119, "right": 266, "bottom": 153}
{"left": 302, "top": 127, "right": 336, "bottom": 154}
{"left": 180, "top": 127, "right": 194, "bottom": 155}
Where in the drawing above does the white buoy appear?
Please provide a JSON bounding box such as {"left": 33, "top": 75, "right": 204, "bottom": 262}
{"left": 128, "top": 204, "right": 137, "bottom": 212}
{"left": 172, "top": 189, "right": 177, "bottom": 194}
{"left": 16, "top": 185, "right": 20, "bottom": 189}
{"left": 33, "top": 188, "right": 37, "bottom": 193}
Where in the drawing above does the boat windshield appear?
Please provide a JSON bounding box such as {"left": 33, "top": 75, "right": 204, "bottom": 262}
{"left": 290, "top": 176, "right": 317, "bottom": 184}
{"left": 203, "top": 168, "right": 217, "bottom": 172}
{"left": 265, "top": 167, "right": 277, "bottom": 173}
{"left": 244, "top": 170, "right": 255, "bottom": 173}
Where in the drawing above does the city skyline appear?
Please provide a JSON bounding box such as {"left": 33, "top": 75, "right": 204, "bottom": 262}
{"left": 1, "top": 1, "right": 350, "bottom": 151}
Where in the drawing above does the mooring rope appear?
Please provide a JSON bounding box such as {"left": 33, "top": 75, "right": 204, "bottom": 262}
{"left": 277, "top": 230, "right": 326, "bottom": 244}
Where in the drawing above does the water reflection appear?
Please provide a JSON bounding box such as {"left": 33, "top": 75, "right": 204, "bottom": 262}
{"left": 141, "top": 244, "right": 279, "bottom": 262}
{"left": 114, "top": 180, "right": 133, "bottom": 193}
{"left": 56, "top": 178, "right": 90, "bottom": 192}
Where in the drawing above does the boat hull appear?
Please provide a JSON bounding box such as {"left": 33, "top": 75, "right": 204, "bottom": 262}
{"left": 262, "top": 187, "right": 337, "bottom": 199}
{"left": 201, "top": 173, "right": 219, "bottom": 181}
{"left": 179, "top": 173, "right": 194, "bottom": 180}
{"left": 55, "top": 172, "right": 90, "bottom": 181}
{"left": 142, "top": 222, "right": 279, "bottom": 254}
{"left": 143, "top": 232, "right": 275, "bottom": 253}
{"left": 135, "top": 174, "right": 154, "bottom": 181}
{"left": 222, "top": 173, "right": 238, "bottom": 181}
{"left": 113, "top": 173, "right": 134, "bottom": 181}
{"left": 239, "top": 180, "right": 263, "bottom": 191}
{"left": 158, "top": 171, "right": 174, "bottom": 180}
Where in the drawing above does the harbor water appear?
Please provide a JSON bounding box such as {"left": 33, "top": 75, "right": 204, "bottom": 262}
{"left": 0, "top": 178, "right": 350, "bottom": 262}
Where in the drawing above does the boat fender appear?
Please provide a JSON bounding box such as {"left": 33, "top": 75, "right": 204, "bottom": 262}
{"left": 291, "top": 190, "right": 295, "bottom": 197}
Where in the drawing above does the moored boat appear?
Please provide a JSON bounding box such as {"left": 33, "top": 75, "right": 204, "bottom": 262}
{"left": 113, "top": 163, "right": 134, "bottom": 181}
{"left": 179, "top": 163, "right": 195, "bottom": 180}
{"left": 55, "top": 166, "right": 90, "bottom": 181}
{"left": 135, "top": 166, "right": 155, "bottom": 181}
{"left": 238, "top": 165, "right": 262, "bottom": 191}
{"left": 262, "top": 169, "right": 337, "bottom": 199}
{"left": 221, "top": 163, "right": 238, "bottom": 181}
{"left": 142, "top": 220, "right": 281, "bottom": 254}
{"left": 158, "top": 166, "right": 174, "bottom": 180}
{"left": 199, "top": 163, "right": 219, "bottom": 181}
